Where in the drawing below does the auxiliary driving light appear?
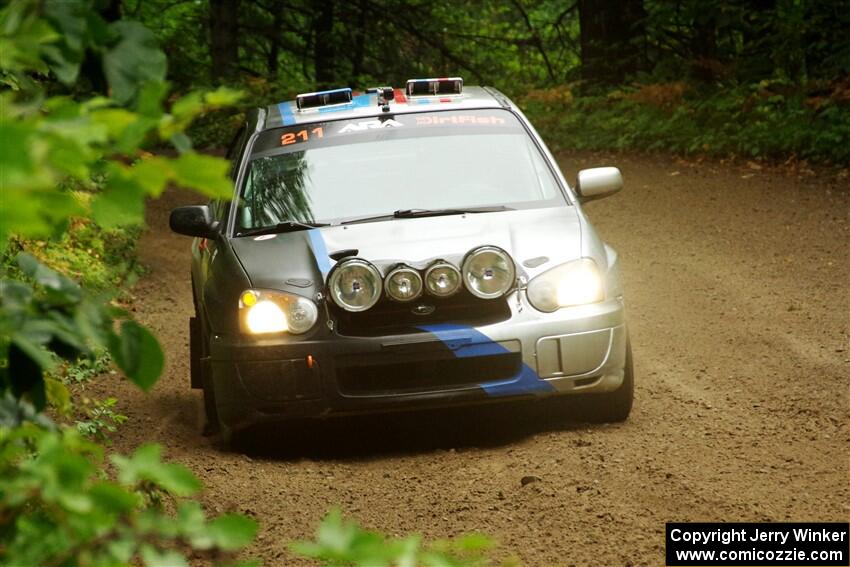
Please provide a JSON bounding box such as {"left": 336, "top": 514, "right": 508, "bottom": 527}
{"left": 424, "top": 261, "right": 461, "bottom": 297}
{"left": 462, "top": 246, "right": 516, "bottom": 299}
{"left": 385, "top": 265, "right": 423, "bottom": 302}
{"left": 328, "top": 258, "right": 383, "bottom": 312}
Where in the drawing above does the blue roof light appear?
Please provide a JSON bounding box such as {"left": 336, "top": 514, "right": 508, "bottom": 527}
{"left": 296, "top": 87, "right": 353, "bottom": 110}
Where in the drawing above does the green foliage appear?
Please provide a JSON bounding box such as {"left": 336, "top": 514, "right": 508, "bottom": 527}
{"left": 3, "top": 219, "right": 142, "bottom": 293}
{"left": 0, "top": 0, "right": 241, "bottom": 245}
{"left": 292, "top": 510, "right": 510, "bottom": 567}
{"left": 0, "top": 0, "right": 243, "bottom": 411}
{"left": 76, "top": 397, "right": 126, "bottom": 442}
{"left": 62, "top": 350, "right": 111, "bottom": 383}
{"left": 0, "top": 254, "right": 164, "bottom": 411}
{"left": 523, "top": 82, "right": 850, "bottom": 164}
{"left": 0, "top": 424, "right": 258, "bottom": 566}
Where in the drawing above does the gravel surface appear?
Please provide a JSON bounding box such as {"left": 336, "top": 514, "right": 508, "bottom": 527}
{"left": 93, "top": 152, "right": 849, "bottom": 566}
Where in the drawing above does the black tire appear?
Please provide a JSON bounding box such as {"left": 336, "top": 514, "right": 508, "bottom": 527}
{"left": 191, "top": 315, "right": 220, "bottom": 435}
{"left": 201, "top": 363, "right": 220, "bottom": 436}
{"left": 583, "top": 337, "right": 634, "bottom": 423}
{"left": 219, "top": 423, "right": 243, "bottom": 451}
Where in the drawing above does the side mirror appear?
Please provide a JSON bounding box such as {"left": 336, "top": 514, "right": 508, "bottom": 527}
{"left": 575, "top": 167, "right": 623, "bottom": 203}
{"left": 169, "top": 205, "right": 219, "bottom": 239}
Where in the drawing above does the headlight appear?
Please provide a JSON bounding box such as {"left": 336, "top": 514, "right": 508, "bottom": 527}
{"left": 526, "top": 258, "right": 604, "bottom": 312}
{"left": 328, "top": 258, "right": 382, "bottom": 312}
{"left": 462, "top": 246, "right": 516, "bottom": 299}
{"left": 385, "top": 265, "right": 423, "bottom": 302}
{"left": 239, "top": 290, "right": 318, "bottom": 334}
{"left": 424, "top": 261, "right": 461, "bottom": 297}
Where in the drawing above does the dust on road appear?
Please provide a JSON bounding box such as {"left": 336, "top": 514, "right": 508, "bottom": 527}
{"left": 93, "top": 152, "right": 850, "bottom": 566}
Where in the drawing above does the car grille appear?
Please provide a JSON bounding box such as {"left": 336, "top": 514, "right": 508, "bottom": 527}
{"left": 331, "top": 289, "right": 512, "bottom": 336}
{"left": 336, "top": 352, "right": 521, "bottom": 396}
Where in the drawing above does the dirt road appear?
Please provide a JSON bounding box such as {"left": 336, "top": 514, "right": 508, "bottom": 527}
{"left": 95, "top": 152, "right": 849, "bottom": 566}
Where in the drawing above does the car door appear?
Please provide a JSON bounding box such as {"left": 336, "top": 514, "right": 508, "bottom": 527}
{"left": 193, "top": 123, "right": 249, "bottom": 314}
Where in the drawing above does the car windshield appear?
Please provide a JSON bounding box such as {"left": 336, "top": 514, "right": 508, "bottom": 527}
{"left": 235, "top": 109, "right": 565, "bottom": 232}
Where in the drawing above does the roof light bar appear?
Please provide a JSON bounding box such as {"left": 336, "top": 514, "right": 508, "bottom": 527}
{"left": 406, "top": 77, "right": 463, "bottom": 97}
{"left": 296, "top": 87, "right": 353, "bottom": 110}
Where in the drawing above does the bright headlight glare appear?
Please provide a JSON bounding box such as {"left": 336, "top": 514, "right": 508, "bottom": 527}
{"left": 526, "top": 258, "right": 604, "bottom": 312}
{"left": 424, "top": 261, "right": 461, "bottom": 297}
{"left": 328, "top": 258, "right": 382, "bottom": 312}
{"left": 239, "top": 290, "right": 318, "bottom": 334}
{"left": 385, "top": 266, "right": 423, "bottom": 302}
{"left": 462, "top": 246, "right": 516, "bottom": 299}
{"left": 245, "top": 300, "right": 287, "bottom": 334}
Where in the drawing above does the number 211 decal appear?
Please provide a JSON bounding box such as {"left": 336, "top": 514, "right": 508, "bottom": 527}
{"left": 281, "top": 127, "right": 323, "bottom": 146}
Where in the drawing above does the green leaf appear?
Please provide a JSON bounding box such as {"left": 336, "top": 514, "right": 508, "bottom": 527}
{"left": 108, "top": 320, "right": 163, "bottom": 391}
{"left": 89, "top": 482, "right": 139, "bottom": 513}
{"left": 102, "top": 21, "right": 166, "bottom": 104}
{"left": 41, "top": 0, "right": 88, "bottom": 84}
{"left": 16, "top": 252, "right": 82, "bottom": 301}
{"left": 207, "top": 514, "right": 258, "bottom": 551}
{"left": 90, "top": 108, "right": 139, "bottom": 140}
{"left": 170, "top": 132, "right": 192, "bottom": 153}
{"left": 57, "top": 491, "right": 92, "bottom": 514}
{"left": 170, "top": 152, "right": 232, "bottom": 197}
{"left": 154, "top": 461, "right": 202, "bottom": 496}
{"left": 204, "top": 87, "right": 244, "bottom": 107}
{"left": 136, "top": 80, "right": 169, "bottom": 118}
{"left": 130, "top": 156, "right": 173, "bottom": 197}
{"left": 140, "top": 545, "right": 188, "bottom": 567}
{"left": 91, "top": 167, "right": 146, "bottom": 228}
{"left": 171, "top": 91, "right": 203, "bottom": 120}
{"left": 44, "top": 377, "right": 71, "bottom": 415}
{"left": 113, "top": 444, "right": 201, "bottom": 496}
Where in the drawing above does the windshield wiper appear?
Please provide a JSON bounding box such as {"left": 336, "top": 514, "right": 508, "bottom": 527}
{"left": 236, "top": 220, "right": 331, "bottom": 237}
{"left": 341, "top": 205, "right": 513, "bottom": 225}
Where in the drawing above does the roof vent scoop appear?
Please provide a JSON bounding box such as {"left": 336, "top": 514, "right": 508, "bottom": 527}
{"left": 406, "top": 77, "right": 463, "bottom": 97}
{"left": 296, "top": 87, "right": 353, "bottom": 110}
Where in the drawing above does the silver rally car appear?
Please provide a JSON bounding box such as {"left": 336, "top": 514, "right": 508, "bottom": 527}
{"left": 170, "top": 78, "right": 633, "bottom": 443}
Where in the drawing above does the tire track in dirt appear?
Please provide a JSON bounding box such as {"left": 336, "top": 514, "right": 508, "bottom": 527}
{"left": 92, "top": 152, "right": 849, "bottom": 566}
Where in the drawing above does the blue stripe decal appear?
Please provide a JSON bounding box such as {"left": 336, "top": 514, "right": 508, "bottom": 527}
{"left": 277, "top": 102, "right": 296, "bottom": 125}
{"left": 307, "top": 229, "right": 332, "bottom": 277}
{"left": 418, "top": 323, "right": 555, "bottom": 396}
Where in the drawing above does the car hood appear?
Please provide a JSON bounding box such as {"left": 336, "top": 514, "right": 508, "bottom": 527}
{"left": 230, "top": 206, "right": 583, "bottom": 294}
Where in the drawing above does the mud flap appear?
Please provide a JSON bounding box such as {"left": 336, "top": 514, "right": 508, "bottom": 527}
{"left": 189, "top": 317, "right": 202, "bottom": 389}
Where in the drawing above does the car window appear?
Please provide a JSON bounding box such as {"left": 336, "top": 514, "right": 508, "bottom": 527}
{"left": 237, "top": 109, "right": 565, "bottom": 230}
{"left": 214, "top": 124, "right": 249, "bottom": 227}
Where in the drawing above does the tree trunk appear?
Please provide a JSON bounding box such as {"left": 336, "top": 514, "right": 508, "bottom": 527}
{"left": 268, "top": 8, "right": 282, "bottom": 80}
{"left": 741, "top": 0, "right": 776, "bottom": 80}
{"left": 312, "top": 0, "right": 335, "bottom": 89}
{"left": 209, "top": 0, "right": 240, "bottom": 83}
{"left": 348, "top": 0, "right": 368, "bottom": 86}
{"left": 691, "top": 10, "right": 718, "bottom": 82}
{"left": 578, "top": 0, "right": 645, "bottom": 86}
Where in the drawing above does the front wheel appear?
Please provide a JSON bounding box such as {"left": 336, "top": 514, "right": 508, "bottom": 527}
{"left": 583, "top": 337, "right": 634, "bottom": 422}
{"left": 190, "top": 316, "right": 219, "bottom": 434}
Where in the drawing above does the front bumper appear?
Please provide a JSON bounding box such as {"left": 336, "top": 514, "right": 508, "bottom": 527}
{"left": 209, "top": 294, "right": 627, "bottom": 431}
